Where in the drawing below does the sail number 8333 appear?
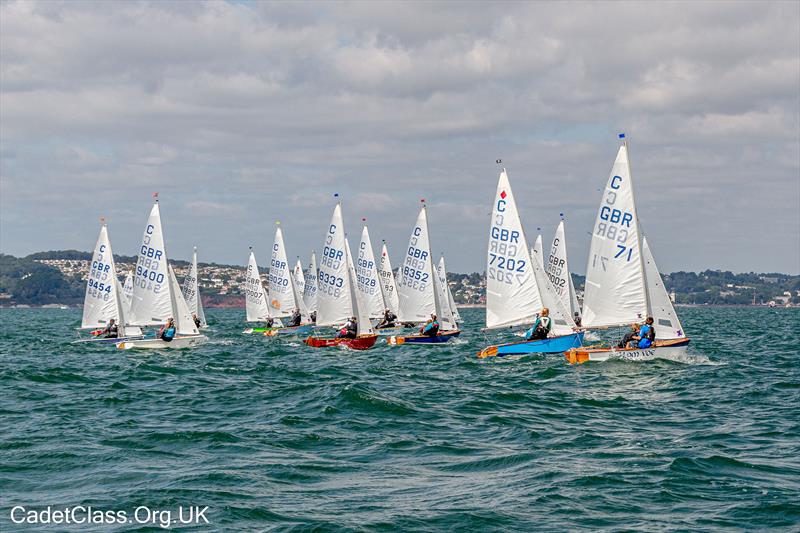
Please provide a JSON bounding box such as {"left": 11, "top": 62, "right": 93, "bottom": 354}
{"left": 593, "top": 175, "right": 636, "bottom": 270}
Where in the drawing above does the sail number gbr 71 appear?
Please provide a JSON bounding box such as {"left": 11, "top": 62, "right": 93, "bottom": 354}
{"left": 488, "top": 198, "right": 526, "bottom": 285}
{"left": 592, "top": 174, "right": 636, "bottom": 271}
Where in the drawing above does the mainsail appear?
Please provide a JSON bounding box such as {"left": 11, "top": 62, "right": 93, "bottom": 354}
{"left": 356, "top": 225, "right": 386, "bottom": 319}
{"left": 244, "top": 249, "right": 271, "bottom": 322}
{"left": 121, "top": 271, "right": 134, "bottom": 317}
{"left": 437, "top": 255, "right": 461, "bottom": 323}
{"left": 378, "top": 242, "right": 400, "bottom": 315}
{"left": 532, "top": 233, "right": 545, "bottom": 270}
{"left": 303, "top": 252, "right": 319, "bottom": 314}
{"left": 316, "top": 203, "right": 353, "bottom": 326}
{"left": 582, "top": 143, "right": 648, "bottom": 327}
{"left": 181, "top": 246, "right": 207, "bottom": 327}
{"left": 485, "top": 170, "right": 542, "bottom": 329}
{"left": 293, "top": 259, "right": 306, "bottom": 297}
{"left": 168, "top": 265, "right": 200, "bottom": 336}
{"left": 642, "top": 237, "right": 685, "bottom": 339}
{"left": 128, "top": 201, "right": 173, "bottom": 326}
{"left": 268, "top": 226, "right": 296, "bottom": 318}
{"left": 546, "top": 220, "right": 581, "bottom": 318}
{"left": 396, "top": 205, "right": 437, "bottom": 324}
{"left": 82, "top": 223, "right": 121, "bottom": 329}
{"left": 346, "top": 237, "right": 375, "bottom": 336}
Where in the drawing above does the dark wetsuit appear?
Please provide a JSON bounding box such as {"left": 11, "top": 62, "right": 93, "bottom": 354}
{"left": 378, "top": 311, "right": 397, "bottom": 328}
{"left": 337, "top": 321, "right": 357, "bottom": 339}
{"left": 103, "top": 323, "right": 118, "bottom": 338}
{"left": 289, "top": 311, "right": 301, "bottom": 327}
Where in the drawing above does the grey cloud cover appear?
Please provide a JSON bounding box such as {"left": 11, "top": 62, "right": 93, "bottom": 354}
{"left": 1, "top": 0, "right": 798, "bottom": 273}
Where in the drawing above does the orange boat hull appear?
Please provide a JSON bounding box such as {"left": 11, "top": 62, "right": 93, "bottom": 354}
{"left": 304, "top": 334, "right": 378, "bottom": 350}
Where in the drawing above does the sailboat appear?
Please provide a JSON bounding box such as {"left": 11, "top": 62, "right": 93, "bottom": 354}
{"left": 181, "top": 246, "right": 207, "bottom": 329}
{"left": 304, "top": 201, "right": 378, "bottom": 350}
{"left": 303, "top": 251, "right": 318, "bottom": 318}
{"left": 356, "top": 222, "right": 388, "bottom": 323}
{"left": 75, "top": 220, "right": 143, "bottom": 344}
{"left": 265, "top": 224, "right": 314, "bottom": 336}
{"left": 545, "top": 217, "right": 582, "bottom": 321}
{"left": 377, "top": 241, "right": 400, "bottom": 316}
{"left": 478, "top": 169, "right": 582, "bottom": 358}
{"left": 437, "top": 255, "right": 462, "bottom": 323}
{"left": 566, "top": 135, "right": 689, "bottom": 363}
{"left": 242, "top": 247, "right": 273, "bottom": 334}
{"left": 389, "top": 201, "right": 461, "bottom": 345}
{"left": 117, "top": 196, "right": 206, "bottom": 349}
{"left": 121, "top": 271, "right": 134, "bottom": 318}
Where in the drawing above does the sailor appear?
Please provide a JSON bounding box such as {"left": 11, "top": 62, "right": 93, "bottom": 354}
{"left": 573, "top": 312, "right": 582, "bottom": 328}
{"left": 420, "top": 313, "right": 440, "bottom": 337}
{"left": 309, "top": 311, "right": 317, "bottom": 324}
{"left": 636, "top": 317, "right": 656, "bottom": 348}
{"left": 102, "top": 318, "right": 119, "bottom": 338}
{"left": 192, "top": 313, "right": 201, "bottom": 328}
{"left": 378, "top": 308, "right": 397, "bottom": 328}
{"left": 289, "top": 308, "right": 302, "bottom": 327}
{"left": 265, "top": 317, "right": 275, "bottom": 328}
{"left": 337, "top": 316, "right": 357, "bottom": 339}
{"left": 524, "top": 308, "right": 552, "bottom": 340}
{"left": 618, "top": 323, "right": 640, "bottom": 348}
{"left": 159, "top": 318, "right": 176, "bottom": 342}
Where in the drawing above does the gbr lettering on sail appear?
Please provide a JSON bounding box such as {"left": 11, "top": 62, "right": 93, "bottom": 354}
{"left": 136, "top": 224, "right": 165, "bottom": 291}
{"left": 488, "top": 196, "right": 526, "bottom": 285}
{"left": 401, "top": 226, "right": 430, "bottom": 292}
{"left": 593, "top": 174, "right": 636, "bottom": 270}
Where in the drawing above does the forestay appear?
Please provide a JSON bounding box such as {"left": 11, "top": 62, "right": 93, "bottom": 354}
{"left": 244, "top": 250, "right": 271, "bottom": 322}
{"left": 582, "top": 144, "right": 647, "bottom": 327}
{"left": 269, "top": 227, "right": 296, "bottom": 318}
{"left": 316, "top": 203, "right": 353, "bottom": 327}
{"left": 303, "top": 252, "right": 319, "bottom": 314}
{"left": 396, "top": 206, "right": 436, "bottom": 324}
{"left": 378, "top": 242, "right": 400, "bottom": 315}
{"left": 129, "top": 202, "right": 173, "bottom": 326}
{"left": 642, "top": 237, "right": 685, "bottom": 340}
{"left": 486, "top": 170, "right": 542, "bottom": 329}
{"left": 356, "top": 225, "right": 385, "bottom": 319}
{"left": 168, "top": 265, "right": 200, "bottom": 336}
{"left": 546, "top": 220, "right": 581, "bottom": 317}
{"left": 181, "top": 247, "right": 206, "bottom": 327}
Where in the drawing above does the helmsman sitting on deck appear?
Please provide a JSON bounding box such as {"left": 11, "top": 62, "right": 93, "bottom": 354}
{"left": 289, "top": 308, "right": 302, "bottom": 327}
{"left": 617, "top": 323, "right": 640, "bottom": 348}
{"left": 420, "top": 314, "right": 440, "bottom": 337}
{"left": 337, "top": 316, "right": 357, "bottom": 339}
{"left": 102, "top": 319, "right": 119, "bottom": 338}
{"left": 377, "top": 309, "right": 397, "bottom": 328}
{"left": 524, "top": 308, "right": 551, "bottom": 341}
{"left": 634, "top": 317, "right": 655, "bottom": 348}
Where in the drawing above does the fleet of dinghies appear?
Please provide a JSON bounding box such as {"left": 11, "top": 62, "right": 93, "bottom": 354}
{"left": 76, "top": 135, "right": 688, "bottom": 362}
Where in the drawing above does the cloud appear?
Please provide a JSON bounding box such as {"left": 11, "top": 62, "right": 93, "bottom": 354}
{"left": 0, "top": 0, "right": 798, "bottom": 274}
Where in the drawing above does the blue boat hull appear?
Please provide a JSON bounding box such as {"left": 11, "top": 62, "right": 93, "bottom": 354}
{"left": 479, "top": 332, "right": 584, "bottom": 358}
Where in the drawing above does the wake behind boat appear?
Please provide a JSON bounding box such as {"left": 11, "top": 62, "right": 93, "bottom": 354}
{"left": 565, "top": 135, "right": 689, "bottom": 364}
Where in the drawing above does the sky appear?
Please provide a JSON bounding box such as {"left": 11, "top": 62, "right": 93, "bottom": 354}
{"left": 1, "top": 0, "right": 798, "bottom": 274}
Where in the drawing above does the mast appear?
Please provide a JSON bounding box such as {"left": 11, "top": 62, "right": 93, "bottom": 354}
{"left": 623, "top": 133, "right": 652, "bottom": 317}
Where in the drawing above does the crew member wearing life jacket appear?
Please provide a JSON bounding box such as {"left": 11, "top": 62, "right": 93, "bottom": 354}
{"left": 618, "top": 323, "right": 640, "bottom": 348}
{"left": 636, "top": 317, "right": 656, "bottom": 349}
{"left": 525, "top": 308, "right": 552, "bottom": 341}
{"left": 337, "top": 316, "right": 357, "bottom": 339}
{"left": 309, "top": 311, "right": 317, "bottom": 324}
{"left": 289, "top": 308, "right": 302, "bottom": 327}
{"left": 573, "top": 312, "right": 582, "bottom": 328}
{"left": 102, "top": 319, "right": 119, "bottom": 338}
{"left": 265, "top": 317, "right": 274, "bottom": 329}
{"left": 378, "top": 309, "right": 397, "bottom": 329}
{"left": 420, "top": 314, "right": 440, "bottom": 337}
{"left": 192, "top": 313, "right": 201, "bottom": 328}
{"left": 159, "top": 318, "right": 176, "bottom": 342}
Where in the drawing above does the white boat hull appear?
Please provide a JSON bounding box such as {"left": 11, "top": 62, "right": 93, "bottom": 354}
{"left": 116, "top": 335, "right": 208, "bottom": 350}
{"left": 566, "top": 338, "right": 690, "bottom": 364}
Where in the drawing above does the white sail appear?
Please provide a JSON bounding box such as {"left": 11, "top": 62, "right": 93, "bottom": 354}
{"left": 316, "top": 203, "right": 353, "bottom": 326}
{"left": 378, "top": 242, "right": 400, "bottom": 315}
{"left": 486, "top": 170, "right": 542, "bottom": 329}
{"left": 396, "top": 206, "right": 437, "bottom": 323}
{"left": 268, "top": 226, "right": 296, "bottom": 318}
{"left": 168, "top": 265, "right": 199, "bottom": 336}
{"left": 82, "top": 223, "right": 121, "bottom": 329}
{"left": 642, "top": 237, "right": 685, "bottom": 340}
{"left": 303, "top": 251, "right": 319, "bottom": 314}
{"left": 546, "top": 220, "right": 581, "bottom": 318}
{"left": 115, "top": 277, "right": 142, "bottom": 337}
{"left": 432, "top": 262, "right": 457, "bottom": 330}
{"left": 128, "top": 202, "right": 173, "bottom": 326}
{"left": 293, "top": 259, "right": 306, "bottom": 296}
{"left": 532, "top": 234, "right": 545, "bottom": 270}
{"left": 289, "top": 264, "right": 311, "bottom": 323}
{"left": 582, "top": 144, "right": 647, "bottom": 327}
{"left": 181, "top": 247, "right": 207, "bottom": 327}
{"left": 437, "top": 255, "right": 461, "bottom": 323}
{"left": 532, "top": 248, "right": 577, "bottom": 336}
{"left": 346, "top": 237, "right": 374, "bottom": 335}
{"left": 121, "top": 271, "right": 134, "bottom": 317}
{"left": 356, "top": 225, "right": 386, "bottom": 319}
{"left": 244, "top": 250, "right": 271, "bottom": 322}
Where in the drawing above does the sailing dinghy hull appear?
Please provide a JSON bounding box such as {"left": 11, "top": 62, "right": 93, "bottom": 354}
{"left": 116, "top": 335, "right": 208, "bottom": 350}
{"left": 565, "top": 338, "right": 690, "bottom": 364}
{"left": 478, "top": 332, "right": 584, "bottom": 358}
{"left": 304, "top": 334, "right": 378, "bottom": 350}
{"left": 242, "top": 325, "right": 314, "bottom": 336}
{"left": 73, "top": 335, "right": 144, "bottom": 345}
{"left": 388, "top": 330, "right": 461, "bottom": 345}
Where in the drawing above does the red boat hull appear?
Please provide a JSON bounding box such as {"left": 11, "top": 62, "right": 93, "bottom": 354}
{"left": 304, "top": 334, "right": 378, "bottom": 350}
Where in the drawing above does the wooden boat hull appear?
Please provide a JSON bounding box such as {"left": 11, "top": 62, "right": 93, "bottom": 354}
{"left": 304, "top": 334, "right": 378, "bottom": 350}
{"left": 478, "top": 332, "right": 584, "bottom": 358}
{"left": 388, "top": 330, "right": 461, "bottom": 345}
{"left": 116, "top": 335, "right": 208, "bottom": 350}
{"left": 242, "top": 324, "right": 314, "bottom": 336}
{"left": 565, "top": 338, "right": 691, "bottom": 364}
